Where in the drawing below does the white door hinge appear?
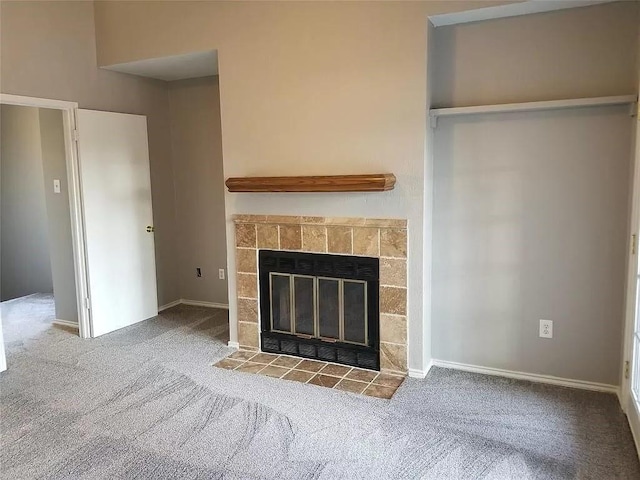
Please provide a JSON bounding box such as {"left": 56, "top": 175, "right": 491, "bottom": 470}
{"left": 633, "top": 234, "right": 637, "bottom": 255}
{"left": 73, "top": 129, "right": 79, "bottom": 142}
{"left": 625, "top": 360, "right": 630, "bottom": 380}
{"left": 84, "top": 297, "right": 91, "bottom": 310}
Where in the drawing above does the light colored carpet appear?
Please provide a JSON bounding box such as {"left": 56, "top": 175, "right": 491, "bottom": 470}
{"left": 1, "top": 293, "right": 56, "bottom": 350}
{"left": 1, "top": 302, "right": 638, "bottom": 479}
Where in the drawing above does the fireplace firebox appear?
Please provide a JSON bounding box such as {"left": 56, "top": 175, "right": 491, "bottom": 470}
{"left": 259, "top": 250, "right": 380, "bottom": 370}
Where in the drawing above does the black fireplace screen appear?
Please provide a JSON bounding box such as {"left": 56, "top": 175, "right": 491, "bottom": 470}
{"left": 259, "top": 250, "right": 380, "bottom": 370}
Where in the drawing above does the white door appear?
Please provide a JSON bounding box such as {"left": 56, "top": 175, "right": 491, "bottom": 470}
{"left": 76, "top": 109, "right": 158, "bottom": 337}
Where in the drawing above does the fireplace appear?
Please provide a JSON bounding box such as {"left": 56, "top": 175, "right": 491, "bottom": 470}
{"left": 233, "top": 214, "right": 408, "bottom": 375}
{"left": 259, "top": 250, "right": 380, "bottom": 370}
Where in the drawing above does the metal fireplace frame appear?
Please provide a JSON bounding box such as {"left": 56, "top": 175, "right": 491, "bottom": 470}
{"left": 259, "top": 249, "right": 380, "bottom": 370}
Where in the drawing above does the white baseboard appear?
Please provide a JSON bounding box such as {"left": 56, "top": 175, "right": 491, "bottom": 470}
{"left": 181, "top": 299, "right": 229, "bottom": 309}
{"left": 52, "top": 319, "right": 79, "bottom": 329}
{"left": 408, "top": 360, "right": 434, "bottom": 379}
{"left": 408, "top": 368, "right": 427, "bottom": 379}
{"left": 158, "top": 299, "right": 229, "bottom": 312}
{"left": 228, "top": 341, "right": 240, "bottom": 349}
{"left": 432, "top": 359, "right": 619, "bottom": 394}
{"left": 158, "top": 299, "right": 181, "bottom": 312}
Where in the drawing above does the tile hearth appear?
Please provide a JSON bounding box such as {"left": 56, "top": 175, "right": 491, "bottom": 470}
{"left": 213, "top": 351, "right": 405, "bottom": 399}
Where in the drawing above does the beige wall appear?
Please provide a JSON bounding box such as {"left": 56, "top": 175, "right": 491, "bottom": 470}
{"left": 168, "top": 76, "right": 228, "bottom": 305}
{"left": 431, "top": 1, "right": 639, "bottom": 107}
{"left": 0, "top": 1, "right": 180, "bottom": 306}
{"left": 39, "top": 108, "right": 78, "bottom": 323}
{"left": 93, "top": 0, "right": 504, "bottom": 372}
{"left": 1, "top": 105, "right": 53, "bottom": 300}
{"left": 93, "top": 0, "right": 640, "bottom": 379}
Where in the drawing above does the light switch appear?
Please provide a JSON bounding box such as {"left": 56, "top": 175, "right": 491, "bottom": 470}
{"left": 53, "top": 179, "right": 61, "bottom": 194}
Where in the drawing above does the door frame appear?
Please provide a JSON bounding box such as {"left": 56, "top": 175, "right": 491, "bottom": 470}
{"left": 621, "top": 98, "right": 640, "bottom": 453}
{"left": 0, "top": 93, "right": 91, "bottom": 339}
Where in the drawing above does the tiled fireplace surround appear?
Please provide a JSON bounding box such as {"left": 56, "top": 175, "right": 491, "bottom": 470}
{"left": 233, "top": 215, "right": 407, "bottom": 376}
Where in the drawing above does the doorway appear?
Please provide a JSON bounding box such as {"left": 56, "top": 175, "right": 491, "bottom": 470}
{"left": 622, "top": 101, "right": 640, "bottom": 451}
{"left": 0, "top": 95, "right": 90, "bottom": 354}
{"left": 1, "top": 103, "right": 80, "bottom": 352}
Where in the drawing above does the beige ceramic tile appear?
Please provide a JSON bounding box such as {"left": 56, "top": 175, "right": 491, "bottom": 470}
{"left": 257, "top": 224, "right": 279, "bottom": 249}
{"left": 238, "top": 346, "right": 259, "bottom": 352}
{"left": 327, "top": 226, "right": 352, "bottom": 254}
{"left": 259, "top": 365, "right": 290, "bottom": 378}
{"left": 238, "top": 321, "right": 258, "bottom": 348}
{"left": 373, "top": 372, "right": 405, "bottom": 388}
{"left": 237, "top": 273, "right": 258, "bottom": 298}
{"left": 272, "top": 356, "right": 302, "bottom": 368}
{"left": 237, "top": 298, "right": 259, "bottom": 323}
{"left": 236, "top": 362, "right": 265, "bottom": 374}
{"left": 228, "top": 350, "right": 256, "bottom": 361}
{"left": 364, "top": 218, "right": 407, "bottom": 228}
{"left": 319, "top": 364, "right": 352, "bottom": 377}
{"left": 265, "top": 215, "right": 302, "bottom": 224}
{"left": 297, "top": 359, "right": 327, "bottom": 372}
{"left": 380, "top": 343, "right": 408, "bottom": 373}
{"left": 235, "top": 223, "right": 256, "bottom": 248}
{"left": 380, "top": 287, "right": 407, "bottom": 315}
{"left": 379, "top": 314, "right": 407, "bottom": 345}
{"left": 301, "top": 216, "right": 325, "bottom": 224}
{"left": 353, "top": 227, "right": 379, "bottom": 256}
{"left": 283, "top": 369, "right": 315, "bottom": 383}
{"left": 236, "top": 248, "right": 257, "bottom": 273}
{"left": 325, "top": 217, "right": 366, "bottom": 226}
{"left": 380, "top": 258, "right": 407, "bottom": 287}
{"left": 215, "top": 358, "right": 244, "bottom": 370}
{"left": 308, "top": 374, "right": 341, "bottom": 388}
{"left": 302, "top": 225, "right": 327, "bottom": 252}
{"left": 250, "top": 353, "right": 278, "bottom": 364}
{"left": 346, "top": 369, "right": 379, "bottom": 383}
{"left": 233, "top": 214, "right": 267, "bottom": 223}
{"left": 380, "top": 228, "right": 407, "bottom": 258}
{"left": 334, "top": 379, "right": 369, "bottom": 394}
{"left": 280, "top": 225, "right": 302, "bottom": 250}
{"left": 363, "top": 384, "right": 396, "bottom": 399}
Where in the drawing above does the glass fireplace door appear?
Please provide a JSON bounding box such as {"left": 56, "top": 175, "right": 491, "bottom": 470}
{"left": 269, "top": 272, "right": 368, "bottom": 346}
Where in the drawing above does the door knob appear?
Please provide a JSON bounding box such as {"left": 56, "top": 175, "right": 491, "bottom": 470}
{"left": 146, "top": 226, "right": 154, "bottom": 233}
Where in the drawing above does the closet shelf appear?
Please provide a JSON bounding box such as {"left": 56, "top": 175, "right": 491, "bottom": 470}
{"left": 429, "top": 95, "right": 637, "bottom": 125}
{"left": 225, "top": 173, "right": 396, "bottom": 193}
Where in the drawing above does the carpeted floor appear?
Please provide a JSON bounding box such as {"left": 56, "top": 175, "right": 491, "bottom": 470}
{"left": 1, "top": 301, "right": 639, "bottom": 479}
{"left": 1, "top": 293, "right": 57, "bottom": 348}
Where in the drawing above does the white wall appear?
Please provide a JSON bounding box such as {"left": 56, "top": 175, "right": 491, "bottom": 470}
{"left": 432, "top": 106, "right": 633, "bottom": 385}
{"left": 39, "top": 108, "right": 78, "bottom": 322}
{"left": 168, "top": 76, "right": 228, "bottom": 305}
{"left": 1, "top": 105, "right": 53, "bottom": 300}
{"left": 429, "top": 1, "right": 639, "bottom": 385}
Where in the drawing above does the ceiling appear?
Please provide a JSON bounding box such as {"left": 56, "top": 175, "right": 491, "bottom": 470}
{"left": 103, "top": 50, "right": 218, "bottom": 82}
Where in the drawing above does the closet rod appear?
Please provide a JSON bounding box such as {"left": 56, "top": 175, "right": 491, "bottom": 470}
{"left": 429, "top": 95, "right": 637, "bottom": 122}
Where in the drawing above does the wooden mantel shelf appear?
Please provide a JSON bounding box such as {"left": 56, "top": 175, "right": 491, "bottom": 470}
{"left": 225, "top": 173, "right": 396, "bottom": 193}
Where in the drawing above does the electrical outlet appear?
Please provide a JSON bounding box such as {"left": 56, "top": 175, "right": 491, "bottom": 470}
{"left": 218, "top": 269, "right": 225, "bottom": 280}
{"left": 196, "top": 268, "right": 202, "bottom": 278}
{"left": 539, "top": 319, "right": 553, "bottom": 339}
